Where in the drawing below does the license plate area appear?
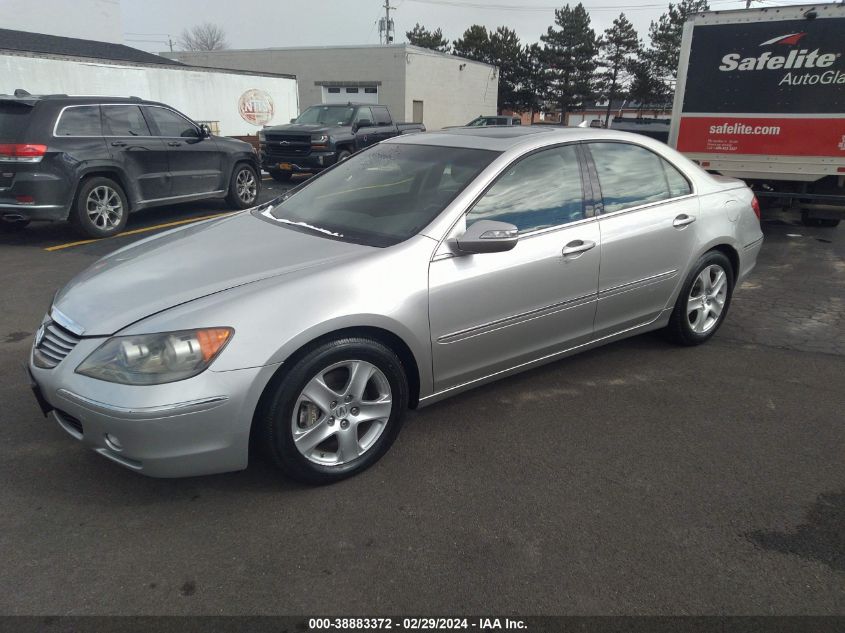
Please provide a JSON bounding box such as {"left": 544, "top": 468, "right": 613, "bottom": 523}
{"left": 277, "top": 162, "right": 293, "bottom": 171}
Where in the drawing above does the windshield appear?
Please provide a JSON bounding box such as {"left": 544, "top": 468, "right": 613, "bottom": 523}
{"left": 261, "top": 143, "right": 499, "bottom": 247}
{"left": 294, "top": 105, "right": 356, "bottom": 126}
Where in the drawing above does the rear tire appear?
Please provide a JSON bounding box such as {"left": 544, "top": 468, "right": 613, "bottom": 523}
{"left": 70, "top": 177, "right": 128, "bottom": 238}
{"left": 226, "top": 163, "right": 260, "bottom": 209}
{"left": 268, "top": 170, "right": 292, "bottom": 183}
{"left": 666, "top": 251, "right": 734, "bottom": 346}
{"left": 258, "top": 337, "right": 408, "bottom": 485}
{"left": 801, "top": 211, "right": 840, "bottom": 228}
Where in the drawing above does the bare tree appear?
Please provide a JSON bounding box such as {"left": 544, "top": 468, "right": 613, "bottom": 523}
{"left": 177, "top": 23, "right": 228, "bottom": 52}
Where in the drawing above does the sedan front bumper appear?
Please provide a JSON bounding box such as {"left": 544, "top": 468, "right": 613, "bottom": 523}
{"left": 28, "top": 340, "right": 280, "bottom": 478}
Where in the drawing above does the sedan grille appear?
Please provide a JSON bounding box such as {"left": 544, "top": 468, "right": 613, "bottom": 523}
{"left": 35, "top": 320, "right": 81, "bottom": 368}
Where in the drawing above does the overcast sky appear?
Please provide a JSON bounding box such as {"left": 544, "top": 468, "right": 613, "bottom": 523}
{"left": 120, "top": 0, "right": 805, "bottom": 55}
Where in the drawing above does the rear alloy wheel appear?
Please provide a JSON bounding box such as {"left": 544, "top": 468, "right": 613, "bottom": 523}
{"left": 259, "top": 337, "right": 408, "bottom": 484}
{"left": 667, "top": 251, "right": 734, "bottom": 346}
{"left": 226, "top": 164, "right": 259, "bottom": 209}
{"left": 71, "top": 177, "right": 128, "bottom": 238}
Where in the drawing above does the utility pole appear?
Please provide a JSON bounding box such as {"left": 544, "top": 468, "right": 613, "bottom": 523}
{"left": 378, "top": 0, "right": 395, "bottom": 45}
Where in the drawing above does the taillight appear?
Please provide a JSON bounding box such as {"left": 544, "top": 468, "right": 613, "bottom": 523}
{"left": 0, "top": 144, "right": 47, "bottom": 163}
{"left": 751, "top": 195, "right": 761, "bottom": 220}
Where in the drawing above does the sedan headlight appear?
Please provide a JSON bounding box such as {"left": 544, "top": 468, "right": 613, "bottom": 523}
{"left": 76, "top": 328, "right": 233, "bottom": 385}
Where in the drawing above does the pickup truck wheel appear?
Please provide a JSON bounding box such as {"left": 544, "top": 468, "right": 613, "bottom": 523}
{"left": 801, "top": 211, "right": 840, "bottom": 228}
{"left": 269, "top": 170, "right": 292, "bottom": 183}
{"left": 226, "top": 164, "right": 260, "bottom": 209}
{"left": 70, "top": 177, "right": 128, "bottom": 238}
{"left": 337, "top": 150, "right": 351, "bottom": 162}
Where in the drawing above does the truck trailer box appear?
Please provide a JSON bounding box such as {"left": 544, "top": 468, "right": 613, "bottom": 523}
{"left": 668, "top": 3, "right": 844, "bottom": 223}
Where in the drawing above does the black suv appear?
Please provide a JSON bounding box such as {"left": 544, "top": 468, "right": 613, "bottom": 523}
{"left": 0, "top": 92, "right": 260, "bottom": 237}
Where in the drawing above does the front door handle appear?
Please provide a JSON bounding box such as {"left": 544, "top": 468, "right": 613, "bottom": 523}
{"left": 673, "top": 214, "right": 696, "bottom": 228}
{"left": 562, "top": 239, "right": 596, "bottom": 257}
{"left": 110, "top": 141, "right": 127, "bottom": 147}
{"left": 167, "top": 141, "right": 182, "bottom": 147}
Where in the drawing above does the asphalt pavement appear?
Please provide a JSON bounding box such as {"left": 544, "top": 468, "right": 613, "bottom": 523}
{"left": 0, "top": 193, "right": 842, "bottom": 615}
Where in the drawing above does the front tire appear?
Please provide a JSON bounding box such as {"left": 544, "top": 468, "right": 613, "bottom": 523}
{"left": 666, "top": 251, "right": 734, "bottom": 346}
{"left": 336, "top": 149, "right": 351, "bottom": 162}
{"left": 226, "top": 163, "right": 260, "bottom": 209}
{"left": 259, "top": 337, "right": 408, "bottom": 484}
{"left": 268, "top": 170, "right": 292, "bottom": 183}
{"left": 70, "top": 177, "right": 128, "bottom": 238}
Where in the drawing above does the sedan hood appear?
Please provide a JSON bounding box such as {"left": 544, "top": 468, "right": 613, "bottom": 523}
{"left": 54, "top": 211, "right": 368, "bottom": 336}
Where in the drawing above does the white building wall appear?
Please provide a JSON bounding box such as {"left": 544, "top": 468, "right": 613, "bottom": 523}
{"left": 403, "top": 48, "right": 498, "bottom": 130}
{"left": 0, "top": 0, "right": 123, "bottom": 43}
{"left": 165, "top": 45, "right": 499, "bottom": 129}
{"left": 167, "top": 47, "right": 407, "bottom": 124}
{"left": 0, "top": 53, "right": 299, "bottom": 136}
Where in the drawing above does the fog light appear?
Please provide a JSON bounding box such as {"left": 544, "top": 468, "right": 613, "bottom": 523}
{"left": 104, "top": 433, "right": 123, "bottom": 452}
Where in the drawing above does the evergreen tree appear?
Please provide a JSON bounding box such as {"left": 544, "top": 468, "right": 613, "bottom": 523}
{"left": 452, "top": 25, "right": 491, "bottom": 63}
{"left": 488, "top": 27, "right": 528, "bottom": 112}
{"left": 516, "top": 43, "right": 548, "bottom": 121}
{"left": 540, "top": 3, "right": 599, "bottom": 120}
{"left": 406, "top": 23, "right": 451, "bottom": 53}
{"left": 647, "top": 0, "right": 709, "bottom": 79}
{"left": 627, "top": 56, "right": 670, "bottom": 113}
{"left": 597, "top": 13, "right": 639, "bottom": 126}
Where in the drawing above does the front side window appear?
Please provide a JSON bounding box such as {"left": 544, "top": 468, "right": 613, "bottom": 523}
{"left": 264, "top": 143, "right": 498, "bottom": 247}
{"left": 466, "top": 145, "right": 585, "bottom": 233}
{"left": 372, "top": 106, "right": 391, "bottom": 126}
{"left": 55, "top": 106, "right": 101, "bottom": 136}
{"left": 354, "top": 107, "right": 374, "bottom": 124}
{"left": 102, "top": 105, "right": 151, "bottom": 137}
{"left": 145, "top": 107, "right": 198, "bottom": 138}
{"left": 589, "top": 142, "right": 690, "bottom": 214}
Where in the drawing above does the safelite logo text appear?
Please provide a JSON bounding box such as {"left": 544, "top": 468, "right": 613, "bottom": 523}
{"left": 718, "top": 31, "right": 844, "bottom": 87}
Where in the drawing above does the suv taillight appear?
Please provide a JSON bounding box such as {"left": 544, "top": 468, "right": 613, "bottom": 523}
{"left": 0, "top": 144, "right": 47, "bottom": 162}
{"left": 751, "top": 195, "right": 761, "bottom": 220}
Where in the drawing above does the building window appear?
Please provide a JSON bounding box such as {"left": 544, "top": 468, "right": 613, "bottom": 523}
{"left": 364, "top": 87, "right": 378, "bottom": 94}
{"left": 327, "top": 87, "right": 341, "bottom": 93}
{"left": 346, "top": 87, "right": 359, "bottom": 93}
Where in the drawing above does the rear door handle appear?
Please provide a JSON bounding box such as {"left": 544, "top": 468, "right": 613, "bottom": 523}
{"left": 562, "top": 239, "right": 596, "bottom": 257}
{"left": 167, "top": 141, "right": 182, "bottom": 147}
{"left": 673, "top": 214, "right": 696, "bottom": 228}
{"left": 110, "top": 141, "right": 127, "bottom": 147}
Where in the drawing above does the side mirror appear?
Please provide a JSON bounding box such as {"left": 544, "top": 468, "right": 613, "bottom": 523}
{"left": 290, "top": 118, "right": 297, "bottom": 123}
{"left": 355, "top": 119, "right": 373, "bottom": 130}
{"left": 199, "top": 124, "right": 211, "bottom": 138}
{"left": 455, "top": 220, "right": 518, "bottom": 254}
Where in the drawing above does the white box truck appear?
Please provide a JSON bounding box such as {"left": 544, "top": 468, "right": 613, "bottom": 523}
{"left": 669, "top": 3, "right": 845, "bottom": 227}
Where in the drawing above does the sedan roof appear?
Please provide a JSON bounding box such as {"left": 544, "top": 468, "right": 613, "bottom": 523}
{"left": 387, "top": 125, "right": 620, "bottom": 151}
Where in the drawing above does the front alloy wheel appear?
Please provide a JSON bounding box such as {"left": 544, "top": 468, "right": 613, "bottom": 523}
{"left": 292, "top": 360, "right": 393, "bottom": 466}
{"left": 259, "top": 337, "right": 408, "bottom": 484}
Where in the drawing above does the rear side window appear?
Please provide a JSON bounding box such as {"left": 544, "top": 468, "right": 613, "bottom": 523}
{"left": 467, "top": 144, "right": 585, "bottom": 232}
{"left": 102, "top": 105, "right": 151, "bottom": 137}
{"left": 372, "top": 106, "right": 391, "bottom": 126}
{"left": 0, "top": 103, "right": 33, "bottom": 141}
{"left": 55, "top": 106, "right": 102, "bottom": 136}
{"left": 589, "top": 142, "right": 689, "bottom": 214}
{"left": 145, "top": 107, "right": 198, "bottom": 138}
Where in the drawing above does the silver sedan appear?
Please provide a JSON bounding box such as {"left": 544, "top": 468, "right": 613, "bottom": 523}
{"left": 28, "top": 127, "right": 764, "bottom": 483}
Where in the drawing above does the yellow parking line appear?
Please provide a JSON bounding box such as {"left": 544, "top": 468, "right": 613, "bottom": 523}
{"left": 44, "top": 212, "right": 235, "bottom": 252}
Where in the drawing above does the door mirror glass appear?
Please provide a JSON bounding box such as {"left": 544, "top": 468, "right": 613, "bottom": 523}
{"left": 455, "top": 220, "right": 519, "bottom": 254}
{"left": 355, "top": 119, "right": 373, "bottom": 129}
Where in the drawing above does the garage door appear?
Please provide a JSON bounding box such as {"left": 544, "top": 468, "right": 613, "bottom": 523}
{"left": 322, "top": 86, "right": 379, "bottom": 104}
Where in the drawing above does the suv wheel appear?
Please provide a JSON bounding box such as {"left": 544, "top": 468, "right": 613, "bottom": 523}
{"left": 71, "top": 177, "right": 128, "bottom": 238}
{"left": 226, "top": 164, "right": 259, "bottom": 209}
